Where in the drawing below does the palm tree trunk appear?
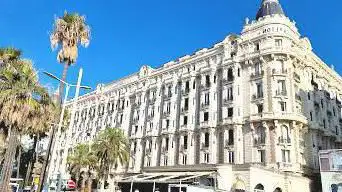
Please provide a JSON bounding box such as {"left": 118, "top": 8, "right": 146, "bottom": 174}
{"left": 0, "top": 126, "right": 18, "bottom": 192}
{"left": 24, "top": 135, "right": 38, "bottom": 186}
{"left": 16, "top": 145, "right": 21, "bottom": 178}
{"left": 24, "top": 160, "right": 32, "bottom": 187}
{"left": 59, "top": 62, "right": 69, "bottom": 101}
{"left": 38, "top": 61, "right": 69, "bottom": 192}
{"left": 87, "top": 172, "right": 92, "bottom": 192}
{"left": 81, "top": 175, "right": 86, "bottom": 192}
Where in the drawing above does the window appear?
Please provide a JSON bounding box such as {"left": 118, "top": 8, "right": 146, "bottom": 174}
{"left": 204, "top": 153, "right": 209, "bottom": 163}
{"left": 277, "top": 80, "right": 286, "bottom": 95}
{"left": 165, "top": 137, "right": 169, "bottom": 150}
{"left": 204, "top": 133, "right": 210, "bottom": 147}
{"left": 185, "top": 81, "right": 190, "bottom": 92}
{"left": 193, "top": 81, "right": 196, "bottom": 89}
{"left": 228, "top": 130, "right": 234, "bottom": 145}
{"left": 164, "top": 156, "right": 168, "bottom": 166}
{"left": 258, "top": 150, "right": 265, "bottom": 163}
{"left": 214, "top": 75, "right": 216, "bottom": 83}
{"left": 184, "top": 135, "right": 188, "bottom": 149}
{"left": 237, "top": 68, "right": 240, "bottom": 77}
{"left": 228, "top": 108, "right": 233, "bottom": 117}
{"left": 257, "top": 104, "right": 263, "bottom": 113}
{"left": 257, "top": 83, "right": 263, "bottom": 98}
{"left": 280, "top": 126, "right": 290, "bottom": 143}
{"left": 133, "top": 141, "right": 137, "bottom": 153}
{"left": 184, "top": 98, "right": 189, "bottom": 110}
{"left": 205, "top": 75, "right": 210, "bottom": 87}
{"left": 280, "top": 102, "right": 287, "bottom": 112}
{"left": 135, "top": 126, "right": 138, "bottom": 134}
{"left": 182, "top": 154, "right": 187, "bottom": 165}
{"left": 228, "top": 151, "right": 234, "bottom": 164}
{"left": 184, "top": 116, "right": 188, "bottom": 125}
{"left": 282, "top": 149, "right": 291, "bottom": 163}
{"left": 146, "top": 158, "right": 151, "bottom": 167}
{"left": 205, "top": 93, "right": 210, "bottom": 105}
{"left": 275, "top": 39, "right": 283, "bottom": 47}
{"left": 227, "top": 87, "right": 233, "bottom": 100}
{"left": 204, "top": 112, "right": 209, "bottom": 122}
{"left": 323, "top": 119, "right": 326, "bottom": 129}
{"left": 255, "top": 43, "right": 260, "bottom": 51}
{"left": 167, "top": 86, "right": 172, "bottom": 97}
{"left": 227, "top": 68, "right": 234, "bottom": 81}
{"left": 255, "top": 63, "right": 261, "bottom": 75}
{"left": 310, "top": 111, "right": 313, "bottom": 121}
{"left": 166, "top": 119, "right": 170, "bottom": 128}
{"left": 166, "top": 102, "right": 171, "bottom": 113}
{"left": 308, "top": 93, "right": 311, "bottom": 100}
{"left": 255, "top": 126, "right": 266, "bottom": 145}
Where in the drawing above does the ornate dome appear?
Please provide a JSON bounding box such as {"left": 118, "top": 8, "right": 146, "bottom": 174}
{"left": 256, "top": 0, "right": 285, "bottom": 20}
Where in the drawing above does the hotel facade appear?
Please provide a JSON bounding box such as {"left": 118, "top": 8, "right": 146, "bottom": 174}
{"left": 49, "top": 0, "right": 342, "bottom": 191}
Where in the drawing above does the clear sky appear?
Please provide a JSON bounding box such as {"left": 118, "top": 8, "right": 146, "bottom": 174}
{"left": 1, "top": 0, "right": 341, "bottom": 97}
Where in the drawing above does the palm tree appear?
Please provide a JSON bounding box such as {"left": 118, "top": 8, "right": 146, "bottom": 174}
{"left": 0, "top": 47, "right": 21, "bottom": 65}
{"left": 0, "top": 55, "right": 58, "bottom": 191}
{"left": 50, "top": 11, "right": 90, "bottom": 98}
{"left": 92, "top": 128, "right": 129, "bottom": 191}
{"left": 67, "top": 143, "right": 97, "bottom": 192}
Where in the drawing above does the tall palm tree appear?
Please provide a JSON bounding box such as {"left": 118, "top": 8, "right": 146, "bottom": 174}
{"left": 50, "top": 11, "right": 90, "bottom": 98}
{"left": 92, "top": 128, "right": 129, "bottom": 191}
{"left": 67, "top": 143, "right": 97, "bottom": 192}
{"left": 0, "top": 56, "right": 58, "bottom": 192}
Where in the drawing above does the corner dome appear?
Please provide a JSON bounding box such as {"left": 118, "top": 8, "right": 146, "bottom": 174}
{"left": 256, "top": 0, "right": 285, "bottom": 20}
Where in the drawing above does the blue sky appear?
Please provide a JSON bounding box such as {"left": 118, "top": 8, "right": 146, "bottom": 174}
{"left": 1, "top": 0, "right": 341, "bottom": 97}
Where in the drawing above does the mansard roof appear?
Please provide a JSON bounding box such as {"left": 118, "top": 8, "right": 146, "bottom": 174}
{"left": 256, "top": 0, "right": 285, "bottom": 20}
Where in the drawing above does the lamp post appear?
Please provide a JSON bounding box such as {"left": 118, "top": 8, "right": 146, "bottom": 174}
{"left": 42, "top": 68, "right": 91, "bottom": 192}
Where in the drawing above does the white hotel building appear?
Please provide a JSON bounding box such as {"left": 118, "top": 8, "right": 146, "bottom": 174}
{"left": 50, "top": 0, "right": 342, "bottom": 191}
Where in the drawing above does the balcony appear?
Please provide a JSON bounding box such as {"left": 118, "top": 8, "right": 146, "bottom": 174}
{"left": 225, "top": 140, "right": 234, "bottom": 149}
{"left": 201, "top": 102, "right": 210, "bottom": 110}
{"left": 222, "top": 77, "right": 234, "bottom": 84}
{"left": 149, "top": 97, "right": 156, "bottom": 105}
{"left": 254, "top": 138, "right": 266, "bottom": 146}
{"left": 272, "top": 69, "right": 287, "bottom": 76}
{"left": 201, "top": 142, "right": 209, "bottom": 150}
{"left": 182, "top": 89, "right": 190, "bottom": 96}
{"left": 180, "top": 145, "right": 187, "bottom": 153}
{"left": 223, "top": 97, "right": 233, "bottom": 105}
{"left": 275, "top": 90, "right": 287, "bottom": 97}
{"left": 278, "top": 137, "right": 291, "bottom": 145}
{"left": 161, "top": 147, "right": 168, "bottom": 154}
{"left": 163, "top": 111, "right": 171, "bottom": 118}
{"left": 277, "top": 162, "right": 293, "bottom": 171}
{"left": 147, "top": 114, "right": 154, "bottom": 121}
{"left": 181, "top": 107, "right": 189, "bottom": 114}
{"left": 294, "top": 72, "right": 300, "bottom": 82}
{"left": 164, "top": 93, "right": 172, "bottom": 100}
{"left": 145, "top": 148, "right": 151, "bottom": 156}
{"left": 250, "top": 70, "right": 264, "bottom": 79}
{"left": 180, "top": 124, "right": 188, "bottom": 131}
{"left": 200, "top": 121, "right": 209, "bottom": 128}
{"left": 132, "top": 117, "right": 139, "bottom": 124}
{"left": 252, "top": 93, "right": 264, "bottom": 101}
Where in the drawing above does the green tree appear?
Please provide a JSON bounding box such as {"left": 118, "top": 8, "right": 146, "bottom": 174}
{"left": 50, "top": 11, "right": 90, "bottom": 97}
{"left": 67, "top": 143, "right": 97, "bottom": 192}
{"left": 92, "top": 128, "right": 129, "bottom": 191}
{"left": 0, "top": 51, "right": 58, "bottom": 191}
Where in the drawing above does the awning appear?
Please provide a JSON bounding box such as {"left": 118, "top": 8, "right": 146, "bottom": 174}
{"left": 119, "top": 171, "right": 216, "bottom": 184}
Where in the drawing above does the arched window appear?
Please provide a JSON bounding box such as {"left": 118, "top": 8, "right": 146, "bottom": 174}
{"left": 274, "top": 187, "right": 282, "bottom": 192}
{"left": 254, "top": 184, "right": 265, "bottom": 192}
{"left": 280, "top": 126, "right": 290, "bottom": 143}
{"left": 255, "top": 127, "right": 266, "bottom": 145}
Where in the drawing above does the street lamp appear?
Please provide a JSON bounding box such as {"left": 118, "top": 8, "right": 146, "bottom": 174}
{"left": 41, "top": 68, "right": 91, "bottom": 192}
